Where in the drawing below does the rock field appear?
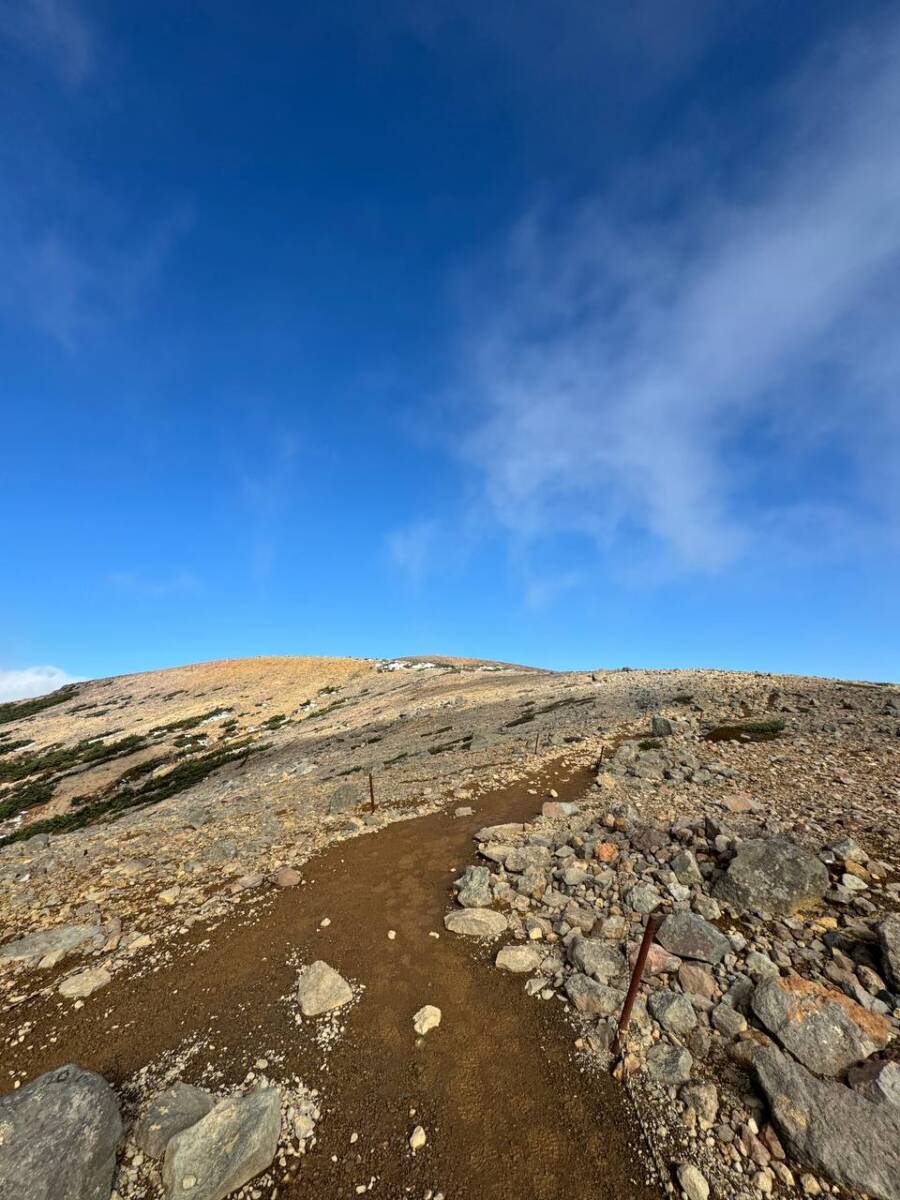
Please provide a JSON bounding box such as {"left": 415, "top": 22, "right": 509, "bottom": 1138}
{"left": 0, "top": 654, "right": 898, "bottom": 1199}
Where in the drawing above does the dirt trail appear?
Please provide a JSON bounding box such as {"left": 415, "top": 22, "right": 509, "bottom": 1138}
{"left": 1, "top": 760, "right": 661, "bottom": 1200}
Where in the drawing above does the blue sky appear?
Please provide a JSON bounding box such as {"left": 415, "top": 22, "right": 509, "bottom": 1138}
{"left": 2, "top": 0, "right": 899, "bottom": 697}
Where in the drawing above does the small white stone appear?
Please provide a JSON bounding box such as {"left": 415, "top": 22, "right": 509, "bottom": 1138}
{"left": 320, "top": 917, "right": 331, "bottom": 927}
{"left": 387, "top": 930, "right": 396, "bottom": 940}
{"left": 412, "top": 1005, "right": 442, "bottom": 1036}
{"left": 409, "top": 1125, "right": 427, "bottom": 1152}
{"left": 350, "top": 1131, "right": 359, "bottom": 1144}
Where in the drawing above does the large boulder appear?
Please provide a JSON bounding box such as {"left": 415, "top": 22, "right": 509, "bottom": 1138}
{"left": 657, "top": 912, "right": 729, "bottom": 964}
{"left": 296, "top": 961, "right": 353, "bottom": 1017}
{"left": 0, "top": 923, "right": 99, "bottom": 969}
{"left": 754, "top": 1044, "right": 900, "bottom": 1200}
{"left": 751, "top": 975, "right": 891, "bottom": 1076}
{"left": 713, "top": 838, "right": 828, "bottom": 917}
{"left": 162, "top": 1088, "right": 282, "bottom": 1200}
{"left": 444, "top": 908, "right": 507, "bottom": 938}
{"left": 0, "top": 1063, "right": 122, "bottom": 1200}
{"left": 133, "top": 1082, "right": 215, "bottom": 1159}
{"left": 879, "top": 914, "right": 900, "bottom": 992}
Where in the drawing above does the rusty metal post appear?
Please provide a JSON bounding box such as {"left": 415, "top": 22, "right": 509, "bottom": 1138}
{"left": 534, "top": 731, "right": 540, "bottom": 754}
{"left": 368, "top": 771, "right": 375, "bottom": 812}
{"left": 611, "top": 913, "right": 662, "bottom": 1058}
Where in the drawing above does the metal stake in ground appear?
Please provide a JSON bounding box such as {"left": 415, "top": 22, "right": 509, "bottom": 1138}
{"left": 368, "top": 772, "right": 376, "bottom": 812}
{"left": 610, "top": 913, "right": 662, "bottom": 1061}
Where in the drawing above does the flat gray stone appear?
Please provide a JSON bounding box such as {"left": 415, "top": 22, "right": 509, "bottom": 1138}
{"left": 0, "top": 923, "right": 99, "bottom": 968}
{"left": 713, "top": 837, "right": 828, "bottom": 917}
{"left": 134, "top": 1082, "right": 215, "bottom": 1159}
{"left": 648, "top": 989, "right": 697, "bottom": 1036}
{"left": 0, "top": 1063, "right": 122, "bottom": 1200}
{"left": 657, "top": 912, "right": 729, "bottom": 964}
{"left": 329, "top": 783, "right": 362, "bottom": 814}
{"left": 568, "top": 938, "right": 627, "bottom": 985}
{"left": 752, "top": 975, "right": 891, "bottom": 1076}
{"left": 849, "top": 1060, "right": 900, "bottom": 1108}
{"left": 504, "top": 845, "right": 552, "bottom": 872}
{"left": 58, "top": 967, "right": 112, "bottom": 999}
{"left": 754, "top": 1044, "right": 900, "bottom": 1200}
{"left": 296, "top": 960, "right": 353, "bottom": 1017}
{"left": 646, "top": 1043, "right": 693, "bottom": 1085}
{"left": 564, "top": 972, "right": 624, "bottom": 1017}
{"left": 163, "top": 1088, "right": 281, "bottom": 1200}
{"left": 495, "top": 945, "right": 543, "bottom": 973}
{"left": 444, "top": 908, "right": 507, "bottom": 938}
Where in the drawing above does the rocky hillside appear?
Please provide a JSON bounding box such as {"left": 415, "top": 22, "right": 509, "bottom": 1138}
{"left": 0, "top": 657, "right": 898, "bottom": 1200}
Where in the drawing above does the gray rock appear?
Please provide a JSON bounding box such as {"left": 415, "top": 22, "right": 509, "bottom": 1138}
{"left": 711, "top": 1001, "right": 748, "bottom": 1038}
{"left": 58, "top": 967, "right": 112, "bottom": 999}
{"left": 677, "top": 1163, "right": 709, "bottom": 1200}
{"left": 671, "top": 850, "right": 702, "bottom": 886}
{"left": 848, "top": 1060, "right": 900, "bottom": 1108}
{"left": 564, "top": 972, "right": 624, "bottom": 1017}
{"left": 752, "top": 975, "right": 891, "bottom": 1075}
{"left": 296, "top": 961, "right": 353, "bottom": 1017}
{"left": 649, "top": 989, "right": 697, "bottom": 1036}
{"left": 626, "top": 884, "right": 663, "bottom": 914}
{"left": 495, "top": 945, "right": 543, "bottom": 973}
{"left": 134, "top": 1082, "right": 215, "bottom": 1159}
{"left": 879, "top": 914, "right": 900, "bottom": 992}
{"left": 504, "top": 845, "right": 552, "bottom": 872}
{"left": 713, "top": 838, "right": 828, "bottom": 917}
{"left": 651, "top": 715, "right": 673, "bottom": 737}
{"left": 453, "top": 865, "right": 492, "bottom": 908}
{"left": 329, "top": 783, "right": 361, "bottom": 814}
{"left": 476, "top": 823, "right": 525, "bottom": 842}
{"left": 658, "top": 912, "right": 730, "bottom": 964}
{"left": 0, "top": 1063, "right": 122, "bottom": 1200}
{"left": 444, "top": 908, "right": 507, "bottom": 938}
{"left": 646, "top": 1043, "right": 693, "bottom": 1085}
{"left": 680, "top": 1081, "right": 719, "bottom": 1125}
{"left": 568, "top": 938, "right": 627, "bottom": 985}
{"left": 754, "top": 1044, "right": 900, "bottom": 1200}
{"left": 0, "top": 923, "right": 99, "bottom": 968}
{"left": 163, "top": 1088, "right": 282, "bottom": 1200}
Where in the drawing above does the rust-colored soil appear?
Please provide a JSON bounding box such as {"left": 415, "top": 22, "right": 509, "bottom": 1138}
{"left": 1, "top": 763, "right": 661, "bottom": 1200}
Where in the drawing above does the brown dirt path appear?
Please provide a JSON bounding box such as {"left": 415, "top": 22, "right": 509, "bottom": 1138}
{"left": 1, "top": 760, "right": 661, "bottom": 1200}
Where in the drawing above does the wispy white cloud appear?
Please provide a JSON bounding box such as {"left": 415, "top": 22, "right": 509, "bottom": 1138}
{"left": 107, "top": 570, "right": 201, "bottom": 597}
{"left": 387, "top": 519, "right": 439, "bottom": 584}
{"left": 0, "top": 0, "right": 95, "bottom": 86}
{"left": 0, "top": 665, "right": 83, "bottom": 702}
{"left": 456, "top": 16, "right": 900, "bottom": 572}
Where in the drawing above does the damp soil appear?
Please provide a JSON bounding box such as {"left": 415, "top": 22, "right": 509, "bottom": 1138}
{"left": 0, "top": 761, "right": 661, "bottom": 1200}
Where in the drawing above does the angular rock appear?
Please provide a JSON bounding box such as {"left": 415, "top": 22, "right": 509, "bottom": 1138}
{"left": 564, "top": 972, "right": 624, "bottom": 1017}
{"left": 879, "top": 914, "right": 900, "bottom": 992}
{"left": 58, "top": 967, "right": 112, "bottom": 999}
{"left": 848, "top": 1060, "right": 900, "bottom": 1108}
{"left": 476, "top": 823, "right": 524, "bottom": 843}
{"left": 754, "top": 1044, "right": 900, "bottom": 1200}
{"left": 649, "top": 990, "right": 697, "bottom": 1036}
{"left": 453, "top": 865, "right": 492, "bottom": 908}
{"left": 0, "top": 1063, "right": 122, "bottom": 1200}
{"left": 134, "top": 1082, "right": 215, "bottom": 1159}
{"left": 504, "top": 845, "right": 552, "bottom": 872}
{"left": 412, "top": 1005, "right": 441, "bottom": 1035}
{"left": 0, "top": 923, "right": 99, "bottom": 968}
{"left": 671, "top": 850, "right": 703, "bottom": 886}
{"left": 443, "top": 908, "right": 507, "bottom": 938}
{"left": 163, "top": 1088, "right": 282, "bottom": 1200}
{"left": 658, "top": 912, "right": 729, "bottom": 964}
{"left": 678, "top": 962, "right": 718, "bottom": 1000}
{"left": 496, "top": 944, "right": 543, "bottom": 973}
{"left": 626, "top": 885, "right": 663, "bottom": 914}
{"left": 752, "top": 975, "right": 891, "bottom": 1076}
{"left": 677, "top": 1163, "right": 709, "bottom": 1200}
{"left": 542, "top": 801, "right": 579, "bottom": 818}
{"left": 568, "top": 938, "right": 627, "bottom": 984}
{"left": 296, "top": 960, "right": 353, "bottom": 1017}
{"left": 329, "top": 783, "right": 361, "bottom": 814}
{"left": 713, "top": 838, "right": 828, "bottom": 917}
{"left": 680, "top": 1081, "right": 719, "bottom": 1125}
{"left": 711, "top": 1001, "right": 747, "bottom": 1038}
{"left": 646, "top": 1043, "right": 693, "bottom": 1085}
{"left": 651, "top": 715, "right": 673, "bottom": 737}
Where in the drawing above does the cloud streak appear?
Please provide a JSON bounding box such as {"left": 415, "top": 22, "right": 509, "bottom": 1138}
{"left": 457, "top": 16, "right": 900, "bottom": 572}
{"left": 0, "top": 0, "right": 94, "bottom": 86}
{"left": 0, "top": 665, "right": 82, "bottom": 703}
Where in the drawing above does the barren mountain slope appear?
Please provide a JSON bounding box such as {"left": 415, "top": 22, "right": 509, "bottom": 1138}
{"left": 0, "top": 657, "right": 898, "bottom": 1200}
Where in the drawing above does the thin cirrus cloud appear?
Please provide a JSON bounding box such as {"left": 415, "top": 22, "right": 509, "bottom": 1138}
{"left": 0, "top": 0, "right": 95, "bottom": 87}
{"left": 456, "top": 16, "right": 900, "bottom": 574}
{"left": 0, "top": 665, "right": 83, "bottom": 703}
{"left": 387, "top": 519, "right": 439, "bottom": 584}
